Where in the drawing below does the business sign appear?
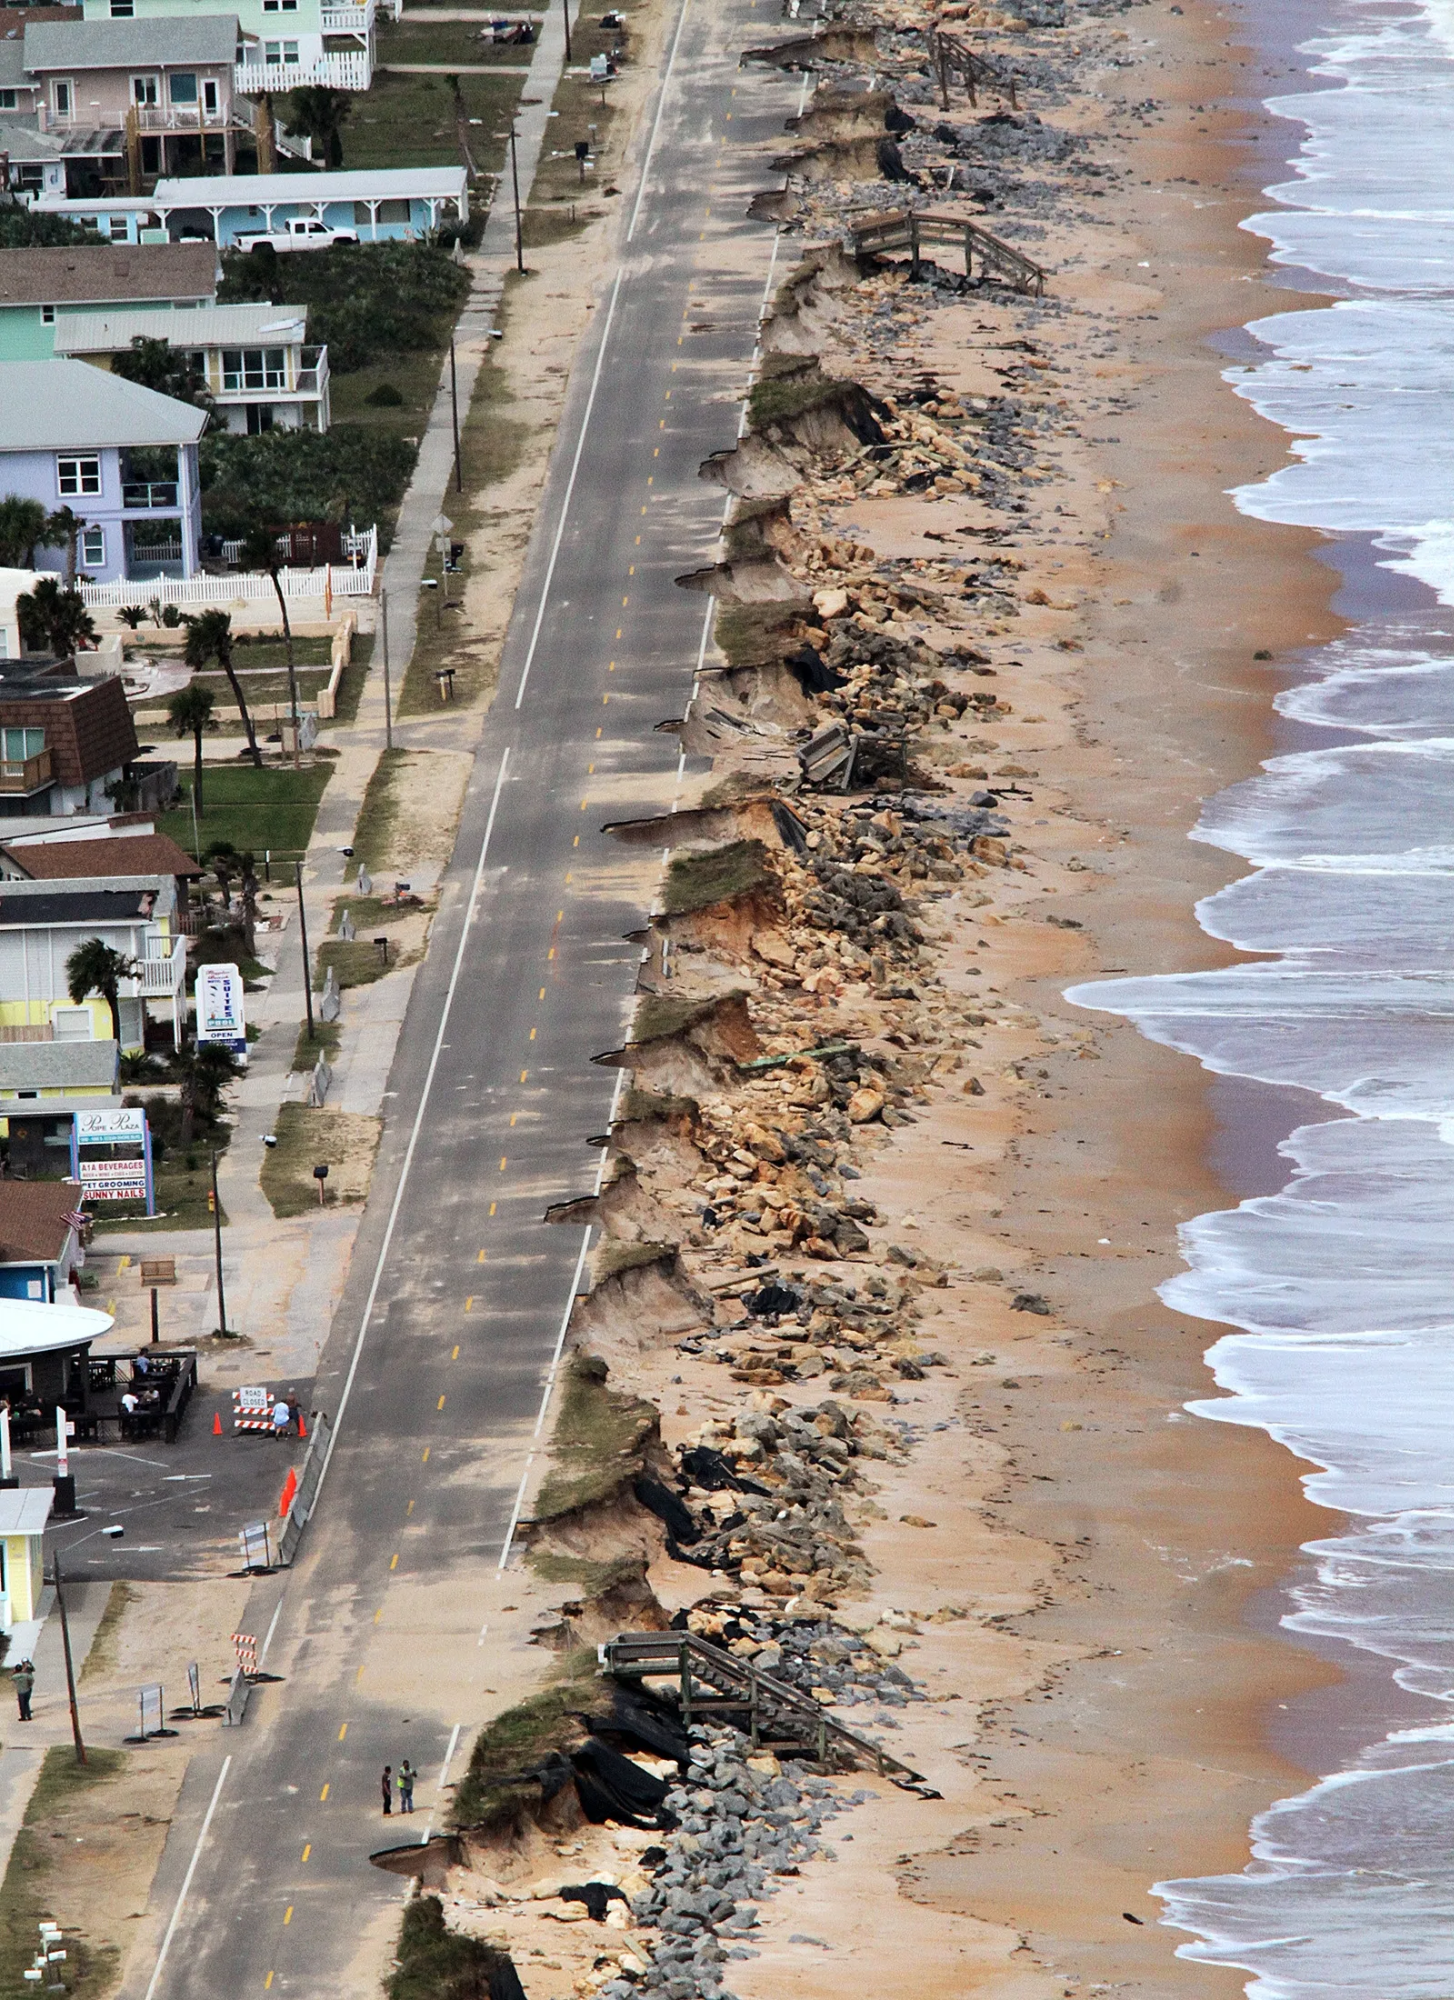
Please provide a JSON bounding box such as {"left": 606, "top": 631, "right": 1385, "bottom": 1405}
{"left": 69, "top": 1105, "right": 154, "bottom": 1214}
{"left": 196, "top": 964, "right": 247, "bottom": 1058}
{"left": 74, "top": 1106, "right": 145, "bottom": 1144}
{"left": 78, "top": 1158, "right": 149, "bottom": 1201}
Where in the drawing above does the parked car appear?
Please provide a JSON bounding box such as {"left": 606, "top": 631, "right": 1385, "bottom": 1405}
{"left": 233, "top": 218, "right": 359, "bottom": 253}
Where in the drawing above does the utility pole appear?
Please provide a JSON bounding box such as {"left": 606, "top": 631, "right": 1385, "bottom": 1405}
{"left": 380, "top": 586, "right": 392, "bottom": 752}
{"left": 449, "top": 334, "right": 462, "bottom": 494}
{"left": 496, "top": 122, "right": 523, "bottom": 273}
{"left": 561, "top": 0, "right": 571, "bottom": 62}
{"left": 52, "top": 1553, "right": 86, "bottom": 1765}
{"left": 210, "top": 1149, "right": 230, "bottom": 1337}
{"left": 295, "top": 861, "right": 314, "bottom": 1043}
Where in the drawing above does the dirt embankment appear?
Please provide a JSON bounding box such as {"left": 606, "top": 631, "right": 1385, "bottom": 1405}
{"left": 417, "top": 3, "right": 1344, "bottom": 1998}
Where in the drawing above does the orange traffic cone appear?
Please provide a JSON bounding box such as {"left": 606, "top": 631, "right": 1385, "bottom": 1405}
{"left": 279, "top": 1468, "right": 298, "bottom": 1519}
{"left": 297, "top": 1412, "right": 308, "bottom": 1440}
{"left": 213, "top": 1412, "right": 223, "bottom": 1437}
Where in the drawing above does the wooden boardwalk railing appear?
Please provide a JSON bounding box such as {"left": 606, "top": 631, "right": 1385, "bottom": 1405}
{"left": 600, "top": 1630, "right": 927, "bottom": 1786}
{"left": 848, "top": 207, "right": 1046, "bottom": 296}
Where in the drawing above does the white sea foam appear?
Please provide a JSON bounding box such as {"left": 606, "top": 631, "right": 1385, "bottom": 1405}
{"left": 1066, "top": 0, "right": 1454, "bottom": 1989}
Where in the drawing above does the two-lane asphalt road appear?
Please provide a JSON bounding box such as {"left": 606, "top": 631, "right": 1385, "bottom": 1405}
{"left": 125, "top": 7, "right": 803, "bottom": 1994}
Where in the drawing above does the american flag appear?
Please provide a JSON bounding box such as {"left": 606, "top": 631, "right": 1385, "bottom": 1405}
{"left": 64, "top": 1211, "right": 87, "bottom": 1232}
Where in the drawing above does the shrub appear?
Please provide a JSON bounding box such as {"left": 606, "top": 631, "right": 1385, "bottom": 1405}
{"left": 218, "top": 240, "right": 469, "bottom": 375}
{"left": 199, "top": 428, "right": 417, "bottom": 535}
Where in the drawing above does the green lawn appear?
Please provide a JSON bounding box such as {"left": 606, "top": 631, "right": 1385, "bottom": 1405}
{"left": 158, "top": 763, "right": 333, "bottom": 867}
{"left": 375, "top": 17, "right": 536, "bottom": 64}
{"left": 346, "top": 69, "right": 523, "bottom": 173}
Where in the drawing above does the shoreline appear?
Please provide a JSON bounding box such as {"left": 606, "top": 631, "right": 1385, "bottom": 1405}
{"left": 415, "top": 0, "right": 1399, "bottom": 1993}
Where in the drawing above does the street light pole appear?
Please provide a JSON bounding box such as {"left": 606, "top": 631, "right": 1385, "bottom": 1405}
{"left": 380, "top": 584, "right": 392, "bottom": 751}
{"left": 210, "top": 1148, "right": 230, "bottom": 1337}
{"left": 449, "top": 333, "right": 462, "bottom": 494}
{"left": 52, "top": 1552, "right": 86, "bottom": 1766}
{"left": 296, "top": 861, "right": 314, "bottom": 1043}
{"left": 508, "top": 123, "right": 523, "bottom": 273}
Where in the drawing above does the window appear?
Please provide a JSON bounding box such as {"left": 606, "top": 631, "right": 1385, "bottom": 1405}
{"left": 57, "top": 454, "right": 100, "bottom": 495}
{"left": 52, "top": 80, "right": 71, "bottom": 116}
{"left": 377, "top": 198, "right": 410, "bottom": 224}
{"left": 0, "top": 90, "right": 16, "bottom": 111}
{"left": 168, "top": 72, "right": 198, "bottom": 104}
{"left": 110, "top": 0, "right": 134, "bottom": 15}
{"left": 132, "top": 74, "right": 159, "bottom": 106}
{"left": 80, "top": 527, "right": 105, "bottom": 569}
{"left": 262, "top": 38, "right": 299, "bottom": 61}
{"left": 2, "top": 730, "right": 45, "bottom": 762}
{"left": 40, "top": 304, "right": 55, "bottom": 324}
{"left": 108, "top": 215, "right": 129, "bottom": 241}
{"left": 221, "top": 347, "right": 286, "bottom": 391}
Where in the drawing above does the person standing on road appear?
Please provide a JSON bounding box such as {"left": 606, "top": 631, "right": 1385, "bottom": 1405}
{"left": 381, "top": 1765, "right": 393, "bottom": 1815}
{"left": 12, "top": 1659, "right": 34, "bottom": 1720}
{"left": 398, "top": 1760, "right": 415, "bottom": 1813}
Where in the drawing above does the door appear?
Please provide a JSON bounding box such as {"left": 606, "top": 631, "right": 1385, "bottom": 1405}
{"left": 202, "top": 76, "right": 220, "bottom": 116}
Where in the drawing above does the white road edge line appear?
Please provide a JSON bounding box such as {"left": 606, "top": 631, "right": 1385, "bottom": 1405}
{"left": 512, "top": 264, "right": 625, "bottom": 712}
{"left": 421, "top": 1721, "right": 463, "bottom": 1845}
{"left": 514, "top": 0, "right": 693, "bottom": 712}
{"left": 143, "top": 1755, "right": 231, "bottom": 2000}
{"left": 258, "top": 1594, "right": 285, "bottom": 1670}
{"left": 627, "top": 0, "right": 692, "bottom": 243}
{"left": 316, "top": 746, "right": 512, "bottom": 1505}
{"left": 496, "top": 1223, "right": 594, "bottom": 1571}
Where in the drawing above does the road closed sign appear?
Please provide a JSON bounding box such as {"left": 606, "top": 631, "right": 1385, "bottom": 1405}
{"left": 197, "top": 963, "right": 247, "bottom": 1058}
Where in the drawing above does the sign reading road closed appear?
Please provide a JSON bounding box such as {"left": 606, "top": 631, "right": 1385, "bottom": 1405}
{"left": 196, "top": 963, "right": 248, "bottom": 1059}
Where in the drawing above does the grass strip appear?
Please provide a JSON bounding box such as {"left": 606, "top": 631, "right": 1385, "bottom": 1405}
{"left": 260, "top": 1104, "right": 380, "bottom": 1219}
{"left": 451, "top": 1648, "right": 599, "bottom": 1832}
{"left": 157, "top": 764, "right": 333, "bottom": 869}
{"left": 662, "top": 840, "right": 770, "bottom": 915}
{"left": 532, "top": 1354, "right": 657, "bottom": 1521}
{"left": 0, "top": 1747, "right": 125, "bottom": 2000}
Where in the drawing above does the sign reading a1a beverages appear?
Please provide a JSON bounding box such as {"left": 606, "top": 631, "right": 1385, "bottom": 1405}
{"left": 196, "top": 962, "right": 248, "bottom": 1060}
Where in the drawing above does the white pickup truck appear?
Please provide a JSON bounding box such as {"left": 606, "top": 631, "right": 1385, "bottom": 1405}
{"left": 231, "top": 217, "right": 359, "bottom": 253}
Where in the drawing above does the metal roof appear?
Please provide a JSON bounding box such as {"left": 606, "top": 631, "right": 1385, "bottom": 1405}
{"left": 0, "top": 1486, "right": 55, "bottom": 1535}
{"left": 0, "top": 1040, "right": 119, "bottom": 1093}
{"left": 150, "top": 165, "right": 469, "bottom": 209}
{"left": 53, "top": 301, "right": 308, "bottom": 352}
{"left": 0, "top": 1297, "right": 112, "bottom": 1360}
{"left": 0, "top": 359, "right": 207, "bottom": 450}
{"left": 24, "top": 13, "right": 241, "bottom": 69}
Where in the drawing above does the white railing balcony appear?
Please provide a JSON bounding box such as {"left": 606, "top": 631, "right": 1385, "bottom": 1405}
{"left": 126, "top": 936, "right": 187, "bottom": 1000}
{"left": 132, "top": 102, "right": 233, "bottom": 132}
{"left": 321, "top": 0, "right": 373, "bottom": 31}
{"left": 295, "top": 346, "right": 329, "bottom": 398}
{"left": 234, "top": 49, "right": 371, "bottom": 91}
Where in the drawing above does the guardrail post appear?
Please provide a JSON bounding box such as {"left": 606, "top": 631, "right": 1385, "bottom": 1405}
{"left": 679, "top": 1639, "right": 691, "bottom": 1729}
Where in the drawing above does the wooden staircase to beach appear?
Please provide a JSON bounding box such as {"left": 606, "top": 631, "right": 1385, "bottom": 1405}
{"left": 848, "top": 207, "right": 1047, "bottom": 295}
{"left": 599, "top": 1631, "right": 927, "bottom": 1788}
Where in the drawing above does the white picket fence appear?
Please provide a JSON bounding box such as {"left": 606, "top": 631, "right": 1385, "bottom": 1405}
{"left": 79, "top": 527, "right": 377, "bottom": 614}
{"left": 234, "top": 49, "right": 372, "bottom": 93}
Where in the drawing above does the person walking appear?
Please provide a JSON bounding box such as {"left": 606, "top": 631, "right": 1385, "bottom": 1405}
{"left": 398, "top": 1760, "right": 415, "bottom": 1813}
{"left": 12, "top": 1659, "right": 33, "bottom": 1721}
{"left": 381, "top": 1764, "right": 393, "bottom": 1815}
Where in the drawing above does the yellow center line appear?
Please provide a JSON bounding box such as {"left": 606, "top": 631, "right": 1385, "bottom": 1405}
{"left": 338, "top": 1722, "right": 347, "bottom": 1741}
{"left": 421, "top": 1445, "right": 430, "bottom": 1463}
{"left": 573, "top": 834, "right": 580, "bottom": 847}
{"left": 464, "top": 1298, "right": 473, "bottom": 1312}
{"left": 266, "top": 1975, "right": 275, "bottom": 1991}
{"left": 509, "top": 1112, "right": 517, "bottom": 1127}
{"left": 301, "top": 1844, "right": 311, "bottom": 1863}
{"left": 477, "top": 1248, "right": 487, "bottom": 1262}
{"left": 373, "top": 1608, "right": 382, "bottom": 1625}
{"left": 320, "top": 1783, "right": 329, "bottom": 1802}
{"left": 390, "top": 1552, "right": 400, "bottom": 1569}
{"left": 406, "top": 1499, "right": 414, "bottom": 1517}
{"left": 452, "top": 1343, "right": 460, "bottom": 1358}
{"left": 284, "top": 1908, "right": 293, "bottom": 1926}
{"left": 529, "top": 1026, "right": 537, "bottom": 1041}
{"left": 499, "top": 1155, "right": 507, "bottom": 1172}
{"left": 489, "top": 1201, "right": 497, "bottom": 1215}
{"left": 520, "top": 1067, "right": 528, "bottom": 1082}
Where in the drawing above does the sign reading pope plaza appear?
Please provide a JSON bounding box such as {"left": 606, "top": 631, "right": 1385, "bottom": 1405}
{"left": 69, "top": 1105, "right": 154, "bottom": 1212}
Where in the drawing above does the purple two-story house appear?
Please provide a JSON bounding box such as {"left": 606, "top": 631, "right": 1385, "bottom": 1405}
{"left": 0, "top": 358, "right": 205, "bottom": 581}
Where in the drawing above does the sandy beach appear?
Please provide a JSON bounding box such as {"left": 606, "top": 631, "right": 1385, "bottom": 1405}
{"left": 413, "top": 1, "right": 1372, "bottom": 1995}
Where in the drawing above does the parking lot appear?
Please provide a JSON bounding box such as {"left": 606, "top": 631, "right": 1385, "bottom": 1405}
{"left": 32, "top": 1376, "right": 318, "bottom": 1582}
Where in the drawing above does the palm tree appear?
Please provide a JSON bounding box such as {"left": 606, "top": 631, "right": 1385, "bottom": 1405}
{"left": 168, "top": 682, "right": 215, "bottom": 818}
{"left": 0, "top": 497, "right": 62, "bottom": 569}
{"left": 15, "top": 577, "right": 96, "bottom": 658}
{"left": 284, "top": 84, "right": 351, "bottom": 169}
{"left": 47, "top": 507, "right": 86, "bottom": 584}
{"left": 240, "top": 526, "right": 300, "bottom": 768}
{"left": 176, "top": 1039, "right": 241, "bottom": 1146}
{"left": 65, "top": 938, "right": 138, "bottom": 1047}
{"left": 183, "top": 609, "right": 262, "bottom": 768}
